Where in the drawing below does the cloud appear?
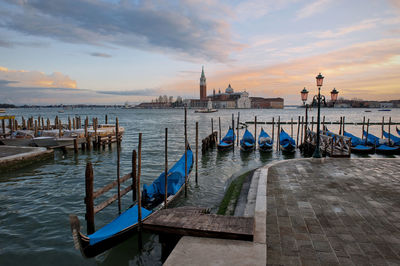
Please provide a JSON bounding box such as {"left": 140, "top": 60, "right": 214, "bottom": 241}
{"left": 96, "top": 89, "right": 159, "bottom": 96}
{"left": 90, "top": 52, "right": 112, "bottom": 58}
{"left": 0, "top": 66, "right": 161, "bottom": 104}
{"left": 296, "top": 0, "right": 332, "bottom": 20}
{"left": 235, "top": 0, "right": 299, "bottom": 21}
{"left": 315, "top": 19, "right": 379, "bottom": 39}
{"left": 166, "top": 39, "right": 400, "bottom": 103}
{"left": 0, "top": 66, "right": 77, "bottom": 88}
{"left": 0, "top": 0, "right": 240, "bottom": 61}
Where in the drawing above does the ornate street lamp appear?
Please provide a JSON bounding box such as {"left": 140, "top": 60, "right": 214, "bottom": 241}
{"left": 300, "top": 87, "right": 309, "bottom": 105}
{"left": 300, "top": 75, "right": 339, "bottom": 158}
{"left": 330, "top": 88, "right": 339, "bottom": 106}
{"left": 313, "top": 73, "right": 324, "bottom": 158}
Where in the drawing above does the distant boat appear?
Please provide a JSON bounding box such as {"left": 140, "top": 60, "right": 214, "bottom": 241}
{"left": 58, "top": 110, "right": 65, "bottom": 113}
{"left": 258, "top": 128, "right": 273, "bottom": 152}
{"left": 195, "top": 99, "right": 217, "bottom": 113}
{"left": 0, "top": 109, "right": 5, "bottom": 113}
{"left": 364, "top": 110, "right": 371, "bottom": 112}
{"left": 217, "top": 128, "right": 235, "bottom": 151}
{"left": 378, "top": 109, "right": 391, "bottom": 111}
{"left": 240, "top": 129, "right": 255, "bottom": 151}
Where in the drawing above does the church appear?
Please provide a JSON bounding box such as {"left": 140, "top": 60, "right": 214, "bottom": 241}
{"left": 185, "top": 67, "right": 283, "bottom": 109}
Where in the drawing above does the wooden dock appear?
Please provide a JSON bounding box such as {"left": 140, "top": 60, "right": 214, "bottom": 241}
{"left": 143, "top": 207, "right": 254, "bottom": 241}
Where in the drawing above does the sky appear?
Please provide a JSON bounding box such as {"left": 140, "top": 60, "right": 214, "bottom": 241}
{"left": 0, "top": 0, "right": 399, "bottom": 105}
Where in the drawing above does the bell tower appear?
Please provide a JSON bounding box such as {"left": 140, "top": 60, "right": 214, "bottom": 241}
{"left": 200, "top": 66, "right": 207, "bottom": 100}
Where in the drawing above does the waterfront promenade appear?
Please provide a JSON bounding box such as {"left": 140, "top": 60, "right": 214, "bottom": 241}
{"left": 165, "top": 158, "right": 400, "bottom": 265}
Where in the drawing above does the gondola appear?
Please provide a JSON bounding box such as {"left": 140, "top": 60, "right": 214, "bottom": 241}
{"left": 383, "top": 130, "right": 400, "bottom": 146}
{"left": 363, "top": 131, "right": 399, "bottom": 155}
{"left": 240, "top": 129, "right": 255, "bottom": 151}
{"left": 343, "top": 131, "right": 374, "bottom": 154}
{"left": 69, "top": 146, "right": 194, "bottom": 258}
{"left": 217, "top": 128, "right": 235, "bottom": 151}
{"left": 279, "top": 128, "right": 295, "bottom": 152}
{"left": 397, "top": 127, "right": 400, "bottom": 137}
{"left": 258, "top": 128, "right": 273, "bottom": 152}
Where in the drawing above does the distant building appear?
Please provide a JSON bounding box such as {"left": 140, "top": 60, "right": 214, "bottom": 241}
{"left": 135, "top": 102, "right": 172, "bottom": 109}
{"left": 250, "top": 97, "right": 284, "bottom": 109}
{"left": 186, "top": 68, "right": 283, "bottom": 109}
{"left": 206, "top": 84, "right": 251, "bottom": 109}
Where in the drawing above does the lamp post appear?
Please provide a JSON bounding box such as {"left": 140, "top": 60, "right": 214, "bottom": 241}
{"left": 314, "top": 73, "right": 324, "bottom": 158}
{"left": 300, "top": 87, "right": 309, "bottom": 144}
{"left": 330, "top": 88, "right": 339, "bottom": 107}
{"left": 300, "top": 73, "right": 339, "bottom": 158}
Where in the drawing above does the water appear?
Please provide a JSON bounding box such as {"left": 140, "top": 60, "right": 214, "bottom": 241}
{"left": 0, "top": 107, "right": 399, "bottom": 265}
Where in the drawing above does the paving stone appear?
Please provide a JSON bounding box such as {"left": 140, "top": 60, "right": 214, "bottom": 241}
{"left": 265, "top": 158, "right": 400, "bottom": 266}
{"left": 349, "top": 254, "right": 371, "bottom": 266}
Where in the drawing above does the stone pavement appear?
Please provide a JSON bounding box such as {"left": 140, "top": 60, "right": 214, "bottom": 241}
{"left": 266, "top": 158, "right": 400, "bottom": 266}
{"left": 164, "top": 158, "right": 400, "bottom": 266}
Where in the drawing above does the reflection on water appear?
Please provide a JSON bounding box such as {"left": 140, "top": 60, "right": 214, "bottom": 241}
{"left": 0, "top": 107, "right": 398, "bottom": 265}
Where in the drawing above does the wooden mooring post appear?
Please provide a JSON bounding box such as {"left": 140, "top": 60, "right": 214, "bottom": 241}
{"left": 296, "top": 116, "right": 300, "bottom": 148}
{"left": 184, "top": 108, "right": 188, "bottom": 198}
{"left": 236, "top": 112, "right": 240, "bottom": 147}
{"left": 276, "top": 116, "right": 281, "bottom": 151}
{"left": 85, "top": 162, "right": 95, "bottom": 234}
{"left": 138, "top": 133, "right": 142, "bottom": 226}
{"left": 195, "top": 121, "right": 198, "bottom": 184}
{"left": 342, "top": 116, "right": 345, "bottom": 133}
{"left": 290, "top": 117, "right": 293, "bottom": 138}
{"left": 381, "top": 116, "right": 384, "bottom": 138}
{"left": 361, "top": 116, "right": 366, "bottom": 140}
{"left": 388, "top": 117, "right": 392, "bottom": 144}
{"left": 271, "top": 117, "right": 275, "bottom": 149}
{"left": 365, "top": 119, "right": 370, "bottom": 145}
{"left": 254, "top": 116, "right": 257, "bottom": 146}
{"left": 300, "top": 116, "right": 304, "bottom": 145}
{"left": 116, "top": 117, "right": 121, "bottom": 215}
{"left": 211, "top": 118, "right": 213, "bottom": 136}
{"left": 132, "top": 150, "right": 137, "bottom": 201}
{"left": 164, "top": 128, "right": 168, "bottom": 208}
{"left": 232, "top": 114, "right": 235, "bottom": 152}
{"left": 218, "top": 117, "right": 221, "bottom": 142}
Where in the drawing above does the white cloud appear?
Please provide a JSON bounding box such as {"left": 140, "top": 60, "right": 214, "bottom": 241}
{"left": 0, "top": 66, "right": 77, "bottom": 88}
{"left": 296, "top": 0, "right": 333, "bottom": 20}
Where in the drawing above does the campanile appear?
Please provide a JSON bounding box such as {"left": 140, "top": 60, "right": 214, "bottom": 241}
{"left": 200, "top": 66, "right": 206, "bottom": 100}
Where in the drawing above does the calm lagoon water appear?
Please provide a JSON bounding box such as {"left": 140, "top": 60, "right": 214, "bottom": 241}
{"left": 0, "top": 107, "right": 399, "bottom": 265}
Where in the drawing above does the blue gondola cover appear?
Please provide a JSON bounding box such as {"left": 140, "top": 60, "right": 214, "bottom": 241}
{"left": 143, "top": 149, "right": 193, "bottom": 199}
{"left": 383, "top": 130, "right": 400, "bottom": 146}
{"left": 240, "top": 129, "right": 255, "bottom": 148}
{"left": 221, "top": 128, "right": 235, "bottom": 143}
{"left": 88, "top": 205, "right": 152, "bottom": 245}
{"left": 279, "top": 129, "right": 295, "bottom": 149}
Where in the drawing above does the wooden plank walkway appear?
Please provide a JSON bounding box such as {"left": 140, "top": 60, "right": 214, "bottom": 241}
{"left": 143, "top": 207, "right": 254, "bottom": 241}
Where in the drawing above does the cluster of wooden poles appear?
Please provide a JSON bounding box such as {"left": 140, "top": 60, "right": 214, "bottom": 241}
{"left": 204, "top": 113, "right": 399, "bottom": 152}
{"left": 1, "top": 114, "right": 122, "bottom": 152}
{"left": 83, "top": 108, "right": 197, "bottom": 234}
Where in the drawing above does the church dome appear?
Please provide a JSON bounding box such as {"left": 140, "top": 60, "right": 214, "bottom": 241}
{"left": 225, "top": 84, "right": 234, "bottom": 94}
